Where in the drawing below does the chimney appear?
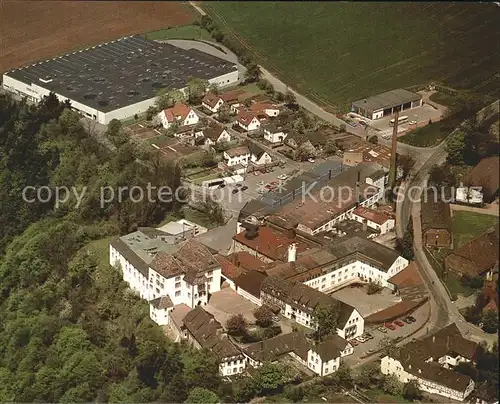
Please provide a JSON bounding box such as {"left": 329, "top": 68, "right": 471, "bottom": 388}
{"left": 362, "top": 219, "right": 367, "bottom": 232}
{"left": 286, "top": 227, "right": 296, "bottom": 239}
{"left": 432, "top": 335, "right": 435, "bottom": 343}
{"left": 288, "top": 243, "right": 297, "bottom": 262}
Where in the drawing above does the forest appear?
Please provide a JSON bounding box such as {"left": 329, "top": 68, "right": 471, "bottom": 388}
{"left": 0, "top": 94, "right": 223, "bottom": 402}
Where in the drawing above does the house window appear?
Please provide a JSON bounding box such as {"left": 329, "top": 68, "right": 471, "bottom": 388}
{"left": 175, "top": 291, "right": 181, "bottom": 297}
{"left": 175, "top": 282, "right": 181, "bottom": 289}
{"left": 175, "top": 276, "right": 181, "bottom": 281}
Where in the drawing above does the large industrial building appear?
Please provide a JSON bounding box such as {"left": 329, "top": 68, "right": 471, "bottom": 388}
{"left": 351, "top": 89, "right": 422, "bottom": 120}
{"left": 2, "top": 36, "right": 239, "bottom": 124}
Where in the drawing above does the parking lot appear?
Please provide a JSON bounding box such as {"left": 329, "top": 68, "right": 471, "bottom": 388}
{"left": 343, "top": 302, "right": 430, "bottom": 367}
{"left": 205, "top": 287, "right": 258, "bottom": 326}
{"left": 331, "top": 285, "right": 401, "bottom": 318}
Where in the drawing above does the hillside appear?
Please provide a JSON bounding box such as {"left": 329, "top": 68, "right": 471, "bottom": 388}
{"left": 205, "top": 2, "right": 500, "bottom": 108}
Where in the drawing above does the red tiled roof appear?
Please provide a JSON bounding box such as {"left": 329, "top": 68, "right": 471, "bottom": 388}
{"left": 225, "top": 145, "right": 250, "bottom": 158}
{"left": 364, "top": 298, "right": 426, "bottom": 324}
{"left": 215, "top": 254, "right": 244, "bottom": 281}
{"left": 482, "top": 298, "right": 498, "bottom": 314}
{"left": 227, "top": 251, "right": 267, "bottom": 272}
{"left": 467, "top": 156, "right": 499, "bottom": 198}
{"left": 202, "top": 92, "right": 222, "bottom": 108}
{"left": 388, "top": 262, "right": 423, "bottom": 288}
{"left": 237, "top": 110, "right": 258, "bottom": 125}
{"left": 353, "top": 206, "right": 392, "bottom": 225}
{"left": 444, "top": 229, "right": 499, "bottom": 277}
{"left": 164, "top": 102, "right": 192, "bottom": 123}
{"left": 249, "top": 102, "right": 278, "bottom": 113}
{"left": 233, "top": 226, "right": 312, "bottom": 261}
{"left": 220, "top": 89, "right": 246, "bottom": 102}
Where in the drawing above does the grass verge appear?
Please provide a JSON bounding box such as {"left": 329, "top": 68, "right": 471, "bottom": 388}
{"left": 451, "top": 211, "right": 498, "bottom": 248}
{"left": 144, "top": 25, "right": 213, "bottom": 41}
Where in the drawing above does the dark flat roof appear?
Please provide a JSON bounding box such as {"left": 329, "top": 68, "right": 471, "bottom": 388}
{"left": 352, "top": 89, "right": 421, "bottom": 113}
{"left": 6, "top": 35, "right": 237, "bottom": 112}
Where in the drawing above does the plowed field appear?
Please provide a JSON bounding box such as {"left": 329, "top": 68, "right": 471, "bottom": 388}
{"left": 0, "top": 0, "right": 196, "bottom": 72}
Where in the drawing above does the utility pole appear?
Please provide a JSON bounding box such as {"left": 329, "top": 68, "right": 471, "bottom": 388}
{"left": 388, "top": 109, "right": 399, "bottom": 190}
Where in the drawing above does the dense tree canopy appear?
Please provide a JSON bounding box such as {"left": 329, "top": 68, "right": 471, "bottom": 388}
{"left": 0, "top": 93, "right": 219, "bottom": 402}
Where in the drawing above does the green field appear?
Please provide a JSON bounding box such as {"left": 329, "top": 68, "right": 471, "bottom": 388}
{"left": 205, "top": 2, "right": 500, "bottom": 108}
{"left": 144, "top": 24, "right": 213, "bottom": 41}
{"left": 452, "top": 211, "right": 498, "bottom": 248}
{"left": 399, "top": 116, "right": 460, "bottom": 147}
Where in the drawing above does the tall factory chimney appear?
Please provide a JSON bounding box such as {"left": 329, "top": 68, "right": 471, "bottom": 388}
{"left": 388, "top": 109, "right": 399, "bottom": 190}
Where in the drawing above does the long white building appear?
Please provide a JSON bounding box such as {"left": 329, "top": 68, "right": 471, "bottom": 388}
{"left": 3, "top": 35, "right": 239, "bottom": 124}
{"left": 381, "top": 323, "right": 479, "bottom": 401}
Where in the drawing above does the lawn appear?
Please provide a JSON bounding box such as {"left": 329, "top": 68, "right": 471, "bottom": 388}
{"left": 445, "top": 272, "right": 475, "bottom": 300}
{"left": 85, "top": 236, "right": 115, "bottom": 269}
{"left": 398, "top": 115, "right": 460, "bottom": 147}
{"left": 204, "top": 2, "right": 500, "bottom": 109}
{"left": 161, "top": 206, "right": 219, "bottom": 230}
{"left": 143, "top": 25, "right": 213, "bottom": 41}
{"left": 452, "top": 211, "right": 498, "bottom": 248}
{"left": 429, "top": 92, "right": 458, "bottom": 108}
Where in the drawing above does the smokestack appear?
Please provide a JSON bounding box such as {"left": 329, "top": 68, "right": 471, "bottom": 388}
{"left": 362, "top": 219, "right": 367, "bottom": 232}
{"left": 432, "top": 335, "right": 435, "bottom": 343}
{"left": 388, "top": 110, "right": 399, "bottom": 189}
{"left": 288, "top": 243, "right": 297, "bottom": 262}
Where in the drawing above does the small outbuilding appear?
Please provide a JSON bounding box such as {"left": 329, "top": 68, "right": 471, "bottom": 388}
{"left": 351, "top": 89, "right": 422, "bottom": 120}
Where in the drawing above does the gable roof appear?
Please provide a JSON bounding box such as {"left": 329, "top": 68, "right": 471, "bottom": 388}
{"left": 353, "top": 206, "right": 392, "bottom": 225}
{"left": 164, "top": 102, "right": 192, "bottom": 123}
{"left": 311, "top": 334, "right": 349, "bottom": 361}
{"left": 421, "top": 197, "right": 452, "bottom": 232}
{"left": 249, "top": 102, "right": 278, "bottom": 113}
{"left": 204, "top": 125, "right": 226, "bottom": 141}
{"left": 227, "top": 251, "right": 267, "bottom": 272}
{"left": 444, "top": 228, "right": 499, "bottom": 277}
{"left": 226, "top": 145, "right": 251, "bottom": 158}
{"left": 234, "top": 270, "right": 268, "bottom": 299}
{"left": 202, "top": 92, "right": 222, "bottom": 108}
{"left": 237, "top": 110, "right": 259, "bottom": 125}
{"left": 182, "top": 306, "right": 242, "bottom": 359}
{"left": 110, "top": 237, "right": 150, "bottom": 277}
{"left": 392, "top": 323, "right": 478, "bottom": 391}
{"left": 388, "top": 262, "right": 423, "bottom": 288}
{"left": 246, "top": 141, "right": 267, "bottom": 159}
{"left": 467, "top": 156, "right": 499, "bottom": 199}
{"left": 243, "top": 332, "right": 311, "bottom": 362}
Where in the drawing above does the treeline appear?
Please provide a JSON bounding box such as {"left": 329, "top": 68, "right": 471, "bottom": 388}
{"left": 0, "top": 94, "right": 223, "bottom": 402}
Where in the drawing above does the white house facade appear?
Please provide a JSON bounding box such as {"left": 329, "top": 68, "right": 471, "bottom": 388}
{"left": 224, "top": 146, "right": 251, "bottom": 167}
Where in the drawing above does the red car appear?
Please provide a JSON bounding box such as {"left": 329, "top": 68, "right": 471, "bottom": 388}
{"left": 394, "top": 320, "right": 405, "bottom": 327}
{"left": 385, "top": 322, "right": 396, "bottom": 331}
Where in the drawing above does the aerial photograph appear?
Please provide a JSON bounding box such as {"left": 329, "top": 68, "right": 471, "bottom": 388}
{"left": 0, "top": 1, "right": 499, "bottom": 403}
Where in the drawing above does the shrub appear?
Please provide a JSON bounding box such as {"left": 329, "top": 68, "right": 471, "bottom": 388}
{"left": 367, "top": 281, "right": 383, "bottom": 295}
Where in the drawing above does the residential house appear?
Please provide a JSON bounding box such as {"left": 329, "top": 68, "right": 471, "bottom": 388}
{"left": 157, "top": 102, "right": 199, "bottom": 130}
{"left": 444, "top": 226, "right": 499, "bottom": 280}
{"left": 243, "top": 332, "right": 311, "bottom": 369}
{"left": 262, "top": 121, "right": 288, "bottom": 144}
{"left": 174, "top": 124, "right": 204, "bottom": 140}
{"left": 381, "top": 323, "right": 478, "bottom": 401}
{"left": 202, "top": 92, "right": 224, "bottom": 113}
{"left": 465, "top": 156, "right": 499, "bottom": 203}
{"left": 249, "top": 101, "right": 280, "bottom": 117}
{"left": 247, "top": 141, "right": 272, "bottom": 165}
{"left": 342, "top": 141, "right": 393, "bottom": 169}
{"left": 181, "top": 306, "right": 246, "bottom": 376}
{"left": 201, "top": 125, "right": 231, "bottom": 147}
{"left": 260, "top": 276, "right": 364, "bottom": 338}
{"left": 308, "top": 334, "right": 354, "bottom": 376}
{"left": 224, "top": 145, "right": 251, "bottom": 167}
{"left": 236, "top": 110, "right": 261, "bottom": 132}
{"left": 421, "top": 197, "right": 452, "bottom": 248}
{"left": 350, "top": 206, "right": 395, "bottom": 234}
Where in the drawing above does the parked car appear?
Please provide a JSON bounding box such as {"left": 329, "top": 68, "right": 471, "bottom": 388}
{"left": 407, "top": 316, "right": 416, "bottom": 323}
{"left": 236, "top": 183, "right": 242, "bottom": 188}
{"left": 385, "top": 322, "right": 396, "bottom": 331}
{"left": 364, "top": 332, "right": 373, "bottom": 340}
{"left": 403, "top": 317, "right": 413, "bottom": 324}
{"left": 349, "top": 339, "right": 359, "bottom": 346}
{"left": 377, "top": 326, "right": 387, "bottom": 333}
{"left": 253, "top": 171, "right": 260, "bottom": 176}
{"left": 394, "top": 320, "right": 405, "bottom": 327}
{"left": 308, "top": 157, "right": 315, "bottom": 163}
{"left": 272, "top": 315, "right": 280, "bottom": 322}
{"left": 232, "top": 188, "right": 240, "bottom": 194}
{"left": 258, "top": 180, "right": 265, "bottom": 185}
{"left": 367, "top": 349, "right": 374, "bottom": 354}
{"left": 219, "top": 183, "right": 226, "bottom": 188}
{"left": 270, "top": 181, "right": 279, "bottom": 185}
{"left": 409, "top": 120, "right": 417, "bottom": 125}
{"left": 359, "top": 120, "right": 367, "bottom": 126}
{"left": 356, "top": 336, "right": 366, "bottom": 343}
{"left": 277, "top": 174, "right": 288, "bottom": 180}
{"left": 241, "top": 186, "right": 248, "bottom": 191}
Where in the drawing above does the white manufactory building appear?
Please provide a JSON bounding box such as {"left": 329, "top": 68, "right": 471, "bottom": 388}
{"left": 3, "top": 35, "right": 239, "bottom": 124}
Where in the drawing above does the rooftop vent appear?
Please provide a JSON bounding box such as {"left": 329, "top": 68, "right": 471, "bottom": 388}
{"left": 98, "top": 100, "right": 109, "bottom": 107}
{"left": 83, "top": 93, "right": 97, "bottom": 100}
{"left": 39, "top": 76, "right": 53, "bottom": 83}
{"left": 127, "top": 90, "right": 140, "bottom": 96}
{"left": 93, "top": 77, "right": 106, "bottom": 83}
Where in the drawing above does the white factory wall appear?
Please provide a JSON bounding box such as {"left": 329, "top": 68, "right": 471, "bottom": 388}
{"left": 3, "top": 68, "right": 239, "bottom": 125}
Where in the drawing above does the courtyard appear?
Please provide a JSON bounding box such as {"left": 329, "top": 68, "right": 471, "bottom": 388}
{"left": 205, "top": 287, "right": 258, "bottom": 326}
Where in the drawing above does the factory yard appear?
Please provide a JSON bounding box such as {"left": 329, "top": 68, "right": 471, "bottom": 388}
{"left": 0, "top": 1, "right": 195, "bottom": 72}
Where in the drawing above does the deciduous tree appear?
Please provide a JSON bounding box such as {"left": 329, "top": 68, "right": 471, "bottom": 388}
{"left": 226, "top": 314, "right": 248, "bottom": 336}
{"left": 253, "top": 305, "right": 274, "bottom": 327}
